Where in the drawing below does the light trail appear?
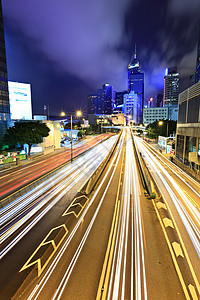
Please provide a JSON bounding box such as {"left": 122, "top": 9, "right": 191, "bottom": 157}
{"left": 135, "top": 137, "right": 200, "bottom": 258}
{"left": 142, "top": 140, "right": 200, "bottom": 199}
{"left": 135, "top": 136, "right": 200, "bottom": 297}
{"left": 26, "top": 130, "right": 125, "bottom": 300}
{"left": 0, "top": 136, "right": 118, "bottom": 258}
{"left": 104, "top": 129, "right": 147, "bottom": 300}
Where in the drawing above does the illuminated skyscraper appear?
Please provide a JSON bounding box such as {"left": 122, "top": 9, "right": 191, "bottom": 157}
{"left": 164, "top": 67, "right": 179, "bottom": 120}
{"left": 88, "top": 93, "right": 98, "bottom": 114}
{"left": 127, "top": 46, "right": 144, "bottom": 124}
{"left": 87, "top": 84, "right": 114, "bottom": 115}
{"left": 195, "top": 24, "right": 200, "bottom": 83}
{"left": 0, "top": 0, "right": 10, "bottom": 139}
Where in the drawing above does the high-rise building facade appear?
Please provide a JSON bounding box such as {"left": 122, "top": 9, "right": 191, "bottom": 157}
{"left": 164, "top": 67, "right": 179, "bottom": 120}
{"left": 155, "top": 94, "right": 163, "bottom": 107}
{"left": 123, "top": 91, "right": 141, "bottom": 124}
{"left": 115, "top": 91, "right": 127, "bottom": 107}
{"left": 195, "top": 24, "right": 200, "bottom": 83}
{"left": 127, "top": 49, "right": 144, "bottom": 124}
{"left": 87, "top": 84, "right": 114, "bottom": 115}
{"left": 88, "top": 93, "right": 98, "bottom": 114}
{"left": 102, "top": 84, "right": 113, "bottom": 115}
{"left": 0, "top": 1, "right": 11, "bottom": 139}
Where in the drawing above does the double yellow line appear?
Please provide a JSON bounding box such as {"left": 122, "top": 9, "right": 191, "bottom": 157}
{"left": 96, "top": 142, "right": 125, "bottom": 299}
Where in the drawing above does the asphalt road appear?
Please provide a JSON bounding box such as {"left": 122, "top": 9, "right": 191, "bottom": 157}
{"left": 0, "top": 130, "right": 199, "bottom": 299}
{"left": 0, "top": 134, "right": 118, "bottom": 299}
{"left": 0, "top": 134, "right": 112, "bottom": 199}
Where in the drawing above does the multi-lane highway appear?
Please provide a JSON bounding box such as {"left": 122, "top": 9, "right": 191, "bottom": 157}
{"left": 0, "top": 129, "right": 199, "bottom": 299}
{"left": 0, "top": 133, "right": 112, "bottom": 200}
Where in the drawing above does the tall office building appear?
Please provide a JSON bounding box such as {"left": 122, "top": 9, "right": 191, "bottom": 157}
{"left": 102, "top": 84, "right": 113, "bottom": 115}
{"left": 195, "top": 24, "right": 200, "bottom": 83}
{"left": 155, "top": 94, "right": 163, "bottom": 107}
{"left": 0, "top": 0, "right": 10, "bottom": 139}
{"left": 97, "top": 88, "right": 104, "bottom": 114}
{"left": 127, "top": 47, "right": 144, "bottom": 124}
{"left": 164, "top": 67, "right": 179, "bottom": 120}
{"left": 88, "top": 93, "right": 98, "bottom": 114}
{"left": 123, "top": 91, "right": 141, "bottom": 124}
{"left": 115, "top": 91, "right": 127, "bottom": 107}
{"left": 87, "top": 84, "right": 114, "bottom": 115}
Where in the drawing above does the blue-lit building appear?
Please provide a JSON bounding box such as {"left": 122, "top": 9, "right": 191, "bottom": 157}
{"left": 102, "top": 84, "right": 113, "bottom": 114}
{"left": 123, "top": 91, "right": 141, "bottom": 124}
{"left": 127, "top": 49, "right": 144, "bottom": 124}
{"left": 87, "top": 84, "right": 114, "bottom": 115}
{"left": 164, "top": 66, "right": 179, "bottom": 120}
{"left": 0, "top": 0, "right": 11, "bottom": 140}
{"left": 88, "top": 93, "right": 98, "bottom": 114}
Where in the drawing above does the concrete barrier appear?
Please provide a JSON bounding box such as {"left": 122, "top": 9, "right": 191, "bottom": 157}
{"left": 131, "top": 133, "right": 156, "bottom": 197}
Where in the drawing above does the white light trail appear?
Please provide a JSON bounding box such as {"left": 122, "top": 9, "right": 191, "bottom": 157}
{"left": 27, "top": 130, "right": 125, "bottom": 300}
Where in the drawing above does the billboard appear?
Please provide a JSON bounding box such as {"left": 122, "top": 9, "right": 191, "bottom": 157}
{"left": 8, "top": 81, "right": 32, "bottom": 120}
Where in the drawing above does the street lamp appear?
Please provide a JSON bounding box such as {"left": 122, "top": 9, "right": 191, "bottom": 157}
{"left": 158, "top": 120, "right": 169, "bottom": 153}
{"left": 158, "top": 120, "right": 168, "bottom": 137}
{"left": 70, "top": 110, "right": 82, "bottom": 163}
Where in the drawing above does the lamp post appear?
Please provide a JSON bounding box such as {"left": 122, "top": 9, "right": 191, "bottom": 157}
{"left": 158, "top": 120, "right": 169, "bottom": 137}
{"left": 60, "top": 110, "right": 82, "bottom": 162}
{"left": 158, "top": 120, "right": 169, "bottom": 153}
{"left": 71, "top": 110, "right": 82, "bottom": 163}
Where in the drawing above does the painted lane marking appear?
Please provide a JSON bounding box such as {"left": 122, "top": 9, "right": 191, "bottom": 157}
{"left": 20, "top": 224, "right": 68, "bottom": 277}
{"left": 151, "top": 199, "right": 190, "bottom": 299}
{"left": 156, "top": 202, "right": 167, "bottom": 210}
{"left": 163, "top": 217, "right": 174, "bottom": 229}
{"left": 172, "top": 242, "right": 184, "bottom": 258}
{"left": 62, "top": 195, "right": 88, "bottom": 218}
{"left": 188, "top": 284, "right": 198, "bottom": 300}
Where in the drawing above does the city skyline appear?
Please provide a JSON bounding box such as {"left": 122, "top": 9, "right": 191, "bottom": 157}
{"left": 2, "top": 0, "right": 200, "bottom": 115}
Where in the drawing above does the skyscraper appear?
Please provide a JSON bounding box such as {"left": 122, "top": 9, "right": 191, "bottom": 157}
{"left": 87, "top": 84, "right": 114, "bottom": 115}
{"left": 102, "top": 84, "right": 113, "bottom": 115}
{"left": 127, "top": 47, "right": 144, "bottom": 124}
{"left": 164, "top": 67, "right": 179, "bottom": 120}
{"left": 0, "top": 0, "right": 10, "bottom": 139}
{"left": 195, "top": 24, "right": 200, "bottom": 83}
{"left": 155, "top": 94, "right": 163, "bottom": 107}
{"left": 123, "top": 91, "right": 140, "bottom": 124}
{"left": 88, "top": 93, "right": 98, "bottom": 114}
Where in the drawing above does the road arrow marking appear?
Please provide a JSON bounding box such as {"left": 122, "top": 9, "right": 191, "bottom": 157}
{"left": 188, "top": 284, "right": 198, "bottom": 300}
{"left": 163, "top": 218, "right": 174, "bottom": 229}
{"left": 172, "top": 242, "right": 184, "bottom": 258}
{"left": 156, "top": 202, "right": 167, "bottom": 210}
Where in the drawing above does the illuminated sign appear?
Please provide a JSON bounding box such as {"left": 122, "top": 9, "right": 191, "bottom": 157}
{"left": 8, "top": 81, "right": 32, "bottom": 120}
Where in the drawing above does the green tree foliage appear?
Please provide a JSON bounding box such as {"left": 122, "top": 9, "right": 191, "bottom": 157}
{"left": 4, "top": 121, "right": 50, "bottom": 157}
{"left": 147, "top": 120, "right": 177, "bottom": 139}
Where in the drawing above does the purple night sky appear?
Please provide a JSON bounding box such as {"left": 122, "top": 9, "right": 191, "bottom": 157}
{"left": 2, "top": 0, "right": 200, "bottom": 115}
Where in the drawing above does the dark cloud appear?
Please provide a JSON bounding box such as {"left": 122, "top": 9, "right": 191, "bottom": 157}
{"left": 2, "top": 0, "right": 200, "bottom": 113}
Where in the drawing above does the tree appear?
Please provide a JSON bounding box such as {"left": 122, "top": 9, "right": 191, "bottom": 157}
{"left": 147, "top": 120, "right": 177, "bottom": 139}
{"left": 4, "top": 121, "right": 50, "bottom": 157}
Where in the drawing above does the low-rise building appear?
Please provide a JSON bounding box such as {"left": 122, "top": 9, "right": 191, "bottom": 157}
{"left": 25, "top": 120, "right": 61, "bottom": 155}
{"left": 143, "top": 107, "right": 168, "bottom": 125}
{"left": 176, "top": 81, "right": 200, "bottom": 171}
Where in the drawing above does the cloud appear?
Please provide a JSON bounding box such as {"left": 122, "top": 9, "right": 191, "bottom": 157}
{"left": 169, "top": 0, "right": 200, "bottom": 16}
{"left": 3, "top": 0, "right": 131, "bottom": 91}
